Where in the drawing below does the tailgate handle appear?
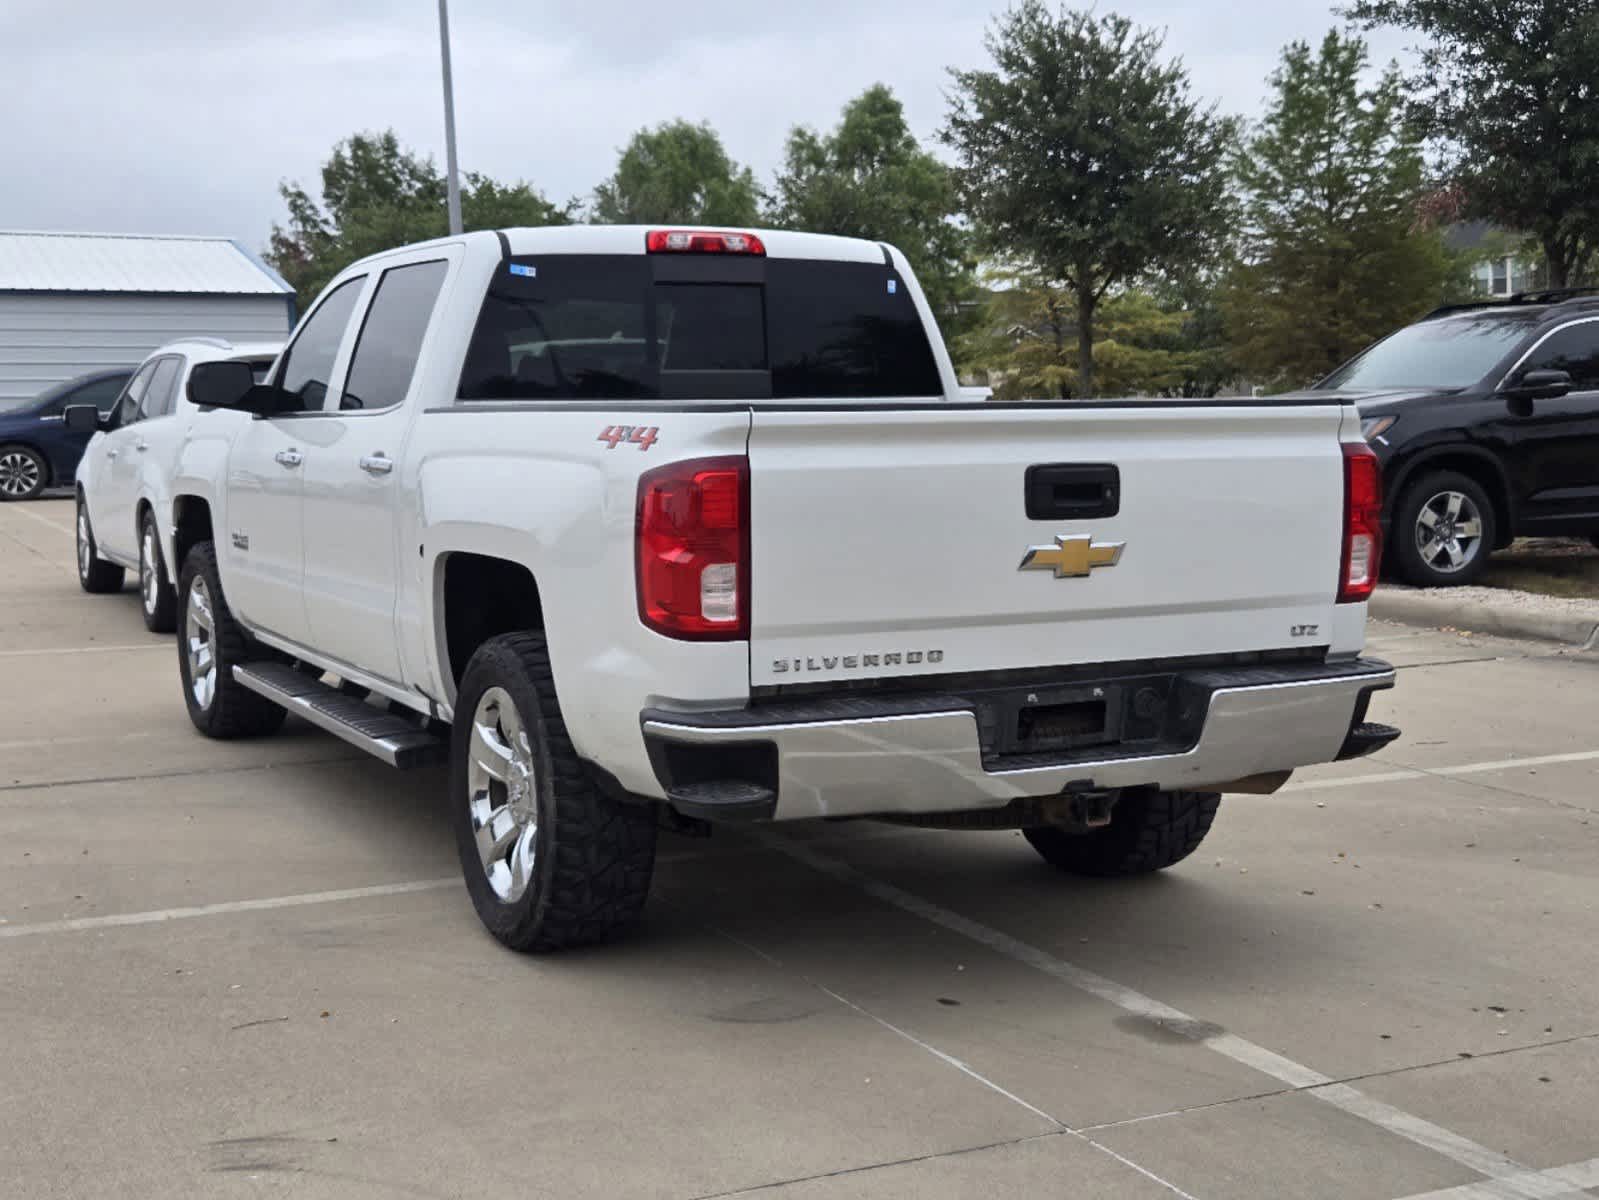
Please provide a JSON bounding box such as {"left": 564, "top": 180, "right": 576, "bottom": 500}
{"left": 1026, "top": 464, "right": 1120, "bottom": 520}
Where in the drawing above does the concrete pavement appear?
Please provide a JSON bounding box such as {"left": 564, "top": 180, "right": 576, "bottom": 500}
{"left": 2, "top": 496, "right": 1596, "bottom": 1199}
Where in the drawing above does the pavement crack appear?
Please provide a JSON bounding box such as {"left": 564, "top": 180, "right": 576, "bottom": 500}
{"left": 1075, "top": 1033, "right": 1599, "bottom": 1136}
{"left": 1312, "top": 1032, "right": 1599, "bottom": 1088}
{"left": 229, "top": 1016, "right": 290, "bottom": 1032}
{"left": 1406, "top": 762, "right": 1599, "bottom": 816}
{"left": 1394, "top": 656, "right": 1507, "bottom": 670}
{"left": 0, "top": 524, "right": 73, "bottom": 577}
{"left": 684, "top": 911, "right": 1203, "bottom": 1200}
{"left": 0, "top": 754, "right": 364, "bottom": 798}
{"left": 679, "top": 1131, "right": 1068, "bottom": 1200}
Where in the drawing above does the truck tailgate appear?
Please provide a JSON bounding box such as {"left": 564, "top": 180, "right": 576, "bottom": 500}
{"left": 747, "top": 404, "right": 1350, "bottom": 688}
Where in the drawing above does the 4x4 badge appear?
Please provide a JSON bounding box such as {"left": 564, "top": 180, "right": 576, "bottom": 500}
{"left": 1018, "top": 534, "right": 1124, "bottom": 578}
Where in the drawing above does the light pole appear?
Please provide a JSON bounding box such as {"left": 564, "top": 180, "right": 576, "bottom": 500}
{"left": 437, "top": 0, "right": 463, "bottom": 235}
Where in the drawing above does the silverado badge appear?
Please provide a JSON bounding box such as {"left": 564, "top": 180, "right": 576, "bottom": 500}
{"left": 1018, "top": 534, "right": 1124, "bottom": 578}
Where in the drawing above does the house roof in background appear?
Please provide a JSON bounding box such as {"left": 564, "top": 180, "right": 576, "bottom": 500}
{"left": 0, "top": 231, "right": 292, "bottom": 295}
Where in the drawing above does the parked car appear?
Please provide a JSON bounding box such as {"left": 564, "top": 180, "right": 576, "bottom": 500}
{"left": 71, "top": 339, "right": 280, "bottom": 630}
{"left": 1311, "top": 289, "right": 1599, "bottom": 587}
{"left": 0, "top": 369, "right": 131, "bottom": 501}
{"left": 163, "top": 225, "right": 1395, "bottom": 952}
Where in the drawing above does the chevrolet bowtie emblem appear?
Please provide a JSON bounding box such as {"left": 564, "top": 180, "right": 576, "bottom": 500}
{"left": 1018, "top": 535, "right": 1125, "bottom": 578}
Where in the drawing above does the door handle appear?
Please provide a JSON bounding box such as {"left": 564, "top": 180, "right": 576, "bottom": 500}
{"left": 106, "top": 449, "right": 118, "bottom": 460}
{"left": 274, "top": 449, "right": 303, "bottom": 469}
{"left": 1025, "top": 463, "right": 1121, "bottom": 520}
{"left": 359, "top": 453, "right": 394, "bottom": 476}
{"left": 135, "top": 440, "right": 149, "bottom": 452}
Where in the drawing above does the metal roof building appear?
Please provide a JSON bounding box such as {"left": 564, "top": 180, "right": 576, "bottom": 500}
{"left": 0, "top": 231, "right": 296, "bottom": 404}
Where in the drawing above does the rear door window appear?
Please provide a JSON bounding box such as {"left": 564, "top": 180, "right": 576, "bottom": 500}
{"left": 458, "top": 255, "right": 940, "bottom": 402}
{"left": 340, "top": 260, "right": 449, "bottom": 411}
{"left": 1520, "top": 321, "right": 1599, "bottom": 391}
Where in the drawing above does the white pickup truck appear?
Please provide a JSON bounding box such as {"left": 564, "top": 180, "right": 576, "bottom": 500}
{"left": 148, "top": 224, "right": 1397, "bottom": 952}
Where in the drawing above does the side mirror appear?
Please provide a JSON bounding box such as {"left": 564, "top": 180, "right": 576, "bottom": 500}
{"left": 187, "top": 360, "right": 292, "bottom": 415}
{"left": 63, "top": 404, "right": 101, "bottom": 434}
{"left": 1502, "top": 368, "right": 1572, "bottom": 408}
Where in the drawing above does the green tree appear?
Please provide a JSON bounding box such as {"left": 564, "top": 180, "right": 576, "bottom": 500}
{"left": 268, "top": 130, "right": 570, "bottom": 308}
{"left": 960, "top": 270, "right": 1213, "bottom": 399}
{"left": 943, "top": 3, "right": 1236, "bottom": 397}
{"left": 769, "top": 85, "right": 975, "bottom": 337}
{"left": 1223, "top": 30, "right": 1450, "bottom": 390}
{"left": 592, "top": 120, "right": 760, "bottom": 226}
{"left": 1152, "top": 276, "right": 1238, "bottom": 398}
{"left": 1345, "top": 0, "right": 1599, "bottom": 288}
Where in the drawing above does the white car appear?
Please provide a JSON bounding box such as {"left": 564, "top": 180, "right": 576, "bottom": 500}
{"left": 70, "top": 338, "right": 281, "bottom": 631}
{"left": 164, "top": 225, "right": 1397, "bottom": 952}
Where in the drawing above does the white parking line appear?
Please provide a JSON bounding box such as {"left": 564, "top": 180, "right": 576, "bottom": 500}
{"left": 812, "top": 982, "right": 1203, "bottom": 1199}
{"left": 1287, "top": 747, "right": 1599, "bottom": 792}
{"left": 0, "top": 878, "right": 458, "bottom": 939}
{"left": 4, "top": 504, "right": 74, "bottom": 535}
{"left": 764, "top": 835, "right": 1550, "bottom": 1195}
{"left": 706, "top": 920, "right": 1203, "bottom": 1199}
{"left": 1390, "top": 1156, "right": 1599, "bottom": 1200}
{"left": 0, "top": 643, "right": 168, "bottom": 658}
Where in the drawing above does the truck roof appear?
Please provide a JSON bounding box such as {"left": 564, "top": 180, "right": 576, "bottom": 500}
{"left": 343, "top": 225, "right": 894, "bottom": 272}
{"left": 503, "top": 225, "right": 891, "bottom": 263}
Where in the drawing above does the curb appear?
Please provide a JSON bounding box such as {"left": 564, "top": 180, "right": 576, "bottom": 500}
{"left": 1370, "top": 587, "right": 1599, "bottom": 647}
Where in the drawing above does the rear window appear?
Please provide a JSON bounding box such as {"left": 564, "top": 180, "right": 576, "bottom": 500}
{"left": 457, "top": 255, "right": 942, "bottom": 401}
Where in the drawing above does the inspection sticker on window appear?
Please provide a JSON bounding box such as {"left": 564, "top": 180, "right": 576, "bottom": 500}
{"left": 508, "top": 263, "right": 537, "bottom": 278}
{"left": 887, "top": 279, "right": 898, "bottom": 294}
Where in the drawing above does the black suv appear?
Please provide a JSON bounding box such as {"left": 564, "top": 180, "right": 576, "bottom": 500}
{"left": 1311, "top": 290, "right": 1599, "bottom": 587}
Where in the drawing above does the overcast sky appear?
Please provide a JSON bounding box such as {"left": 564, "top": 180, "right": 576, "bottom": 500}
{"left": 3, "top": 1, "right": 1410, "bottom": 252}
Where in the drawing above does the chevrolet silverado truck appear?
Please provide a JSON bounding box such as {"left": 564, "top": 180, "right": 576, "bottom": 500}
{"left": 169, "top": 224, "right": 1399, "bottom": 952}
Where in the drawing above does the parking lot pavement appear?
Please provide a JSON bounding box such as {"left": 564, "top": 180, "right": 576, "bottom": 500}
{"left": 3, "top": 496, "right": 1597, "bottom": 1200}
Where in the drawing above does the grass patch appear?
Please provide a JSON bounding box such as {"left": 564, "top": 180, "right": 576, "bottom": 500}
{"left": 1479, "top": 538, "right": 1599, "bottom": 599}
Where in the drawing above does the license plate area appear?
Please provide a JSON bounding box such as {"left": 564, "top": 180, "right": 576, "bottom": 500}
{"left": 999, "top": 684, "right": 1122, "bottom": 755}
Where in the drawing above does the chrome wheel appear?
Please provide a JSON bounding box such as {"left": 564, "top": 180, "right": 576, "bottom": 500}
{"left": 140, "top": 524, "right": 159, "bottom": 613}
{"left": 1415, "top": 490, "right": 1484, "bottom": 575}
{"left": 77, "top": 508, "right": 92, "bottom": 578}
{"left": 467, "top": 686, "right": 540, "bottom": 903}
{"left": 185, "top": 574, "right": 217, "bottom": 711}
{"left": 0, "top": 449, "right": 42, "bottom": 498}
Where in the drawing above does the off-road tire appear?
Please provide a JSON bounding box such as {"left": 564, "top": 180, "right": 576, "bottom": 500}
{"left": 451, "top": 632, "right": 658, "bottom": 952}
{"left": 1389, "top": 470, "right": 1496, "bottom": 588}
{"left": 176, "top": 541, "right": 286, "bottom": 738}
{"left": 1024, "top": 788, "right": 1220, "bottom": 876}
{"left": 76, "top": 494, "right": 124, "bottom": 593}
{"left": 139, "top": 510, "right": 177, "bottom": 633}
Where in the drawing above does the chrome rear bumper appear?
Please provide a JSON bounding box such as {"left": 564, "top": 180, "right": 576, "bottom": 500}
{"left": 642, "top": 658, "right": 1395, "bottom": 822}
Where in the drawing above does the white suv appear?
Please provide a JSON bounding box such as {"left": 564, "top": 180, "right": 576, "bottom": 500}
{"left": 72, "top": 338, "right": 280, "bottom": 631}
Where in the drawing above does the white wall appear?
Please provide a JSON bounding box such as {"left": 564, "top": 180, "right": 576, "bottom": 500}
{"left": 0, "top": 293, "right": 292, "bottom": 403}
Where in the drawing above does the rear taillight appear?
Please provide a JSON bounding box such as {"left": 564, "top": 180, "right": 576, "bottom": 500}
{"left": 636, "top": 456, "right": 750, "bottom": 640}
{"left": 645, "top": 229, "right": 766, "bottom": 255}
{"left": 1339, "top": 442, "right": 1383, "bottom": 603}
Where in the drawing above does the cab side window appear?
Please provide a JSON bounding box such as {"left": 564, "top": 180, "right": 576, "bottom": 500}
{"left": 340, "top": 261, "right": 448, "bottom": 411}
{"left": 138, "top": 358, "right": 181, "bottom": 420}
{"left": 114, "top": 362, "right": 158, "bottom": 427}
{"left": 275, "top": 277, "right": 366, "bottom": 412}
{"left": 1521, "top": 323, "right": 1599, "bottom": 392}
